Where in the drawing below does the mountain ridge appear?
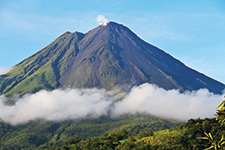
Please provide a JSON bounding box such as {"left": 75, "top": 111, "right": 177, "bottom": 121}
{"left": 0, "top": 21, "right": 224, "bottom": 96}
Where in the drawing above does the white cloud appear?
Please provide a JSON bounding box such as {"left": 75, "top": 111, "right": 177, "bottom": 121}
{"left": 0, "top": 88, "right": 114, "bottom": 125}
{"left": 112, "top": 84, "right": 223, "bottom": 121}
{"left": 0, "top": 83, "right": 223, "bottom": 125}
{"left": 0, "top": 66, "right": 13, "bottom": 75}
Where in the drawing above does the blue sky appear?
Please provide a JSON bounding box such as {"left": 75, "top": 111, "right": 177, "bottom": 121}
{"left": 0, "top": 0, "right": 225, "bottom": 83}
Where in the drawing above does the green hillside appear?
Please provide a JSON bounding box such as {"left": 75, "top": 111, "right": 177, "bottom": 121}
{"left": 46, "top": 99, "right": 225, "bottom": 150}
{"left": 0, "top": 114, "right": 181, "bottom": 149}
{"left": 0, "top": 31, "right": 84, "bottom": 97}
{"left": 44, "top": 100, "right": 225, "bottom": 150}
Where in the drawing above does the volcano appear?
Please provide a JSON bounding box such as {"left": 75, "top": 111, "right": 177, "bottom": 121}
{"left": 0, "top": 21, "right": 224, "bottom": 96}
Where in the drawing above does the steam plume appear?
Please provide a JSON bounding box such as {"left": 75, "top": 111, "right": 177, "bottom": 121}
{"left": 97, "top": 15, "right": 108, "bottom": 26}
{"left": 0, "top": 83, "right": 224, "bottom": 125}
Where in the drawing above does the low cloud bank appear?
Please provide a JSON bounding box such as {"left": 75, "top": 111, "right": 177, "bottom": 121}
{"left": 112, "top": 84, "right": 223, "bottom": 120}
{"left": 0, "top": 83, "right": 223, "bottom": 125}
{"left": 0, "top": 88, "right": 114, "bottom": 125}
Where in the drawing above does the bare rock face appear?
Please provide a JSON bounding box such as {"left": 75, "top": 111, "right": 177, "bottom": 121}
{"left": 0, "top": 22, "right": 224, "bottom": 96}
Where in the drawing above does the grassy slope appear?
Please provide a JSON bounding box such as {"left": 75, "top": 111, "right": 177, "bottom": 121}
{"left": 136, "top": 128, "right": 185, "bottom": 149}
{"left": 0, "top": 31, "right": 81, "bottom": 97}
{"left": 5, "top": 63, "right": 57, "bottom": 96}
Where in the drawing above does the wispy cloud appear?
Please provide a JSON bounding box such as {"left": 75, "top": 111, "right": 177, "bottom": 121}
{"left": 0, "top": 9, "right": 97, "bottom": 36}
{"left": 178, "top": 43, "right": 225, "bottom": 84}
{"left": 113, "top": 11, "right": 225, "bottom": 44}
{"left": 0, "top": 10, "right": 40, "bottom": 32}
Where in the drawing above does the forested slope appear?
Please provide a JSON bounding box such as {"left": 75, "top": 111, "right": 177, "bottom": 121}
{"left": 0, "top": 115, "right": 181, "bottom": 149}
{"left": 47, "top": 100, "right": 225, "bottom": 150}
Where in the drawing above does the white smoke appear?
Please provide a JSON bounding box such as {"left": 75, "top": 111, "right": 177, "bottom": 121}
{"left": 0, "top": 83, "right": 224, "bottom": 125}
{"left": 96, "top": 15, "right": 108, "bottom": 26}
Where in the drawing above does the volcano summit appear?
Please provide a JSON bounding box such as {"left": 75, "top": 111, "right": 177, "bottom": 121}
{"left": 0, "top": 22, "right": 224, "bottom": 96}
